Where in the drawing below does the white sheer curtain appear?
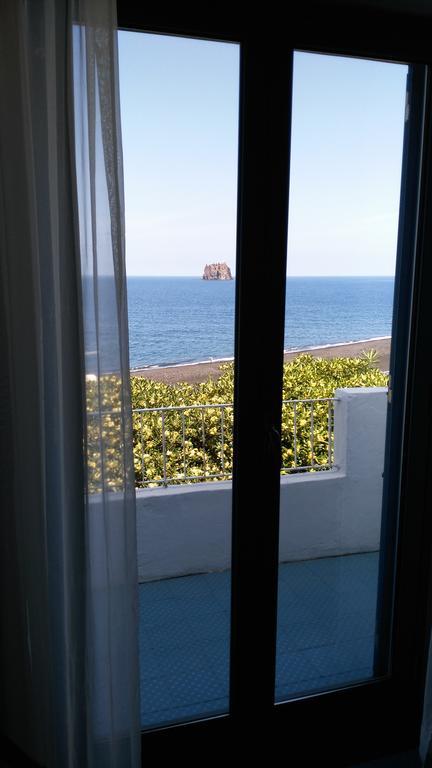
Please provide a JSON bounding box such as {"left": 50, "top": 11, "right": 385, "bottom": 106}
{"left": 0, "top": 1, "right": 140, "bottom": 766}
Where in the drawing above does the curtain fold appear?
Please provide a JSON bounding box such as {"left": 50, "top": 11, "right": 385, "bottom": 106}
{"left": 72, "top": 1, "right": 141, "bottom": 764}
{"left": 0, "top": 1, "right": 140, "bottom": 766}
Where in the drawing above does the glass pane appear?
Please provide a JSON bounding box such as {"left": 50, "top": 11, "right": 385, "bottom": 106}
{"left": 119, "top": 32, "right": 239, "bottom": 727}
{"left": 276, "top": 52, "right": 408, "bottom": 701}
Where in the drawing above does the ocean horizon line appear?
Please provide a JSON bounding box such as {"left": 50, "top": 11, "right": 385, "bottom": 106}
{"left": 126, "top": 274, "right": 395, "bottom": 279}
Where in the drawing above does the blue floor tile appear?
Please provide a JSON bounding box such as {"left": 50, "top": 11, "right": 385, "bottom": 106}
{"left": 308, "top": 637, "right": 375, "bottom": 676}
{"left": 276, "top": 649, "right": 321, "bottom": 683}
{"left": 139, "top": 619, "right": 197, "bottom": 651}
{"left": 140, "top": 674, "right": 176, "bottom": 715}
{"left": 164, "top": 670, "right": 227, "bottom": 709}
{"left": 142, "top": 697, "right": 229, "bottom": 728}
{"left": 139, "top": 552, "right": 380, "bottom": 728}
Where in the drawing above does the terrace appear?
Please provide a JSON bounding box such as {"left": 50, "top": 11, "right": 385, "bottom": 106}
{"left": 136, "top": 386, "right": 387, "bottom": 727}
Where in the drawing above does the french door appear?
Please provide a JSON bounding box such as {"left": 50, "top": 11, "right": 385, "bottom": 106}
{"left": 118, "top": 6, "right": 432, "bottom": 764}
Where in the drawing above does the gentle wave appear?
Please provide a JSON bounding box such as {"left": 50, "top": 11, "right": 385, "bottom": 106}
{"left": 129, "top": 336, "right": 391, "bottom": 372}
{"left": 130, "top": 356, "right": 235, "bottom": 372}
{"left": 283, "top": 335, "right": 391, "bottom": 355}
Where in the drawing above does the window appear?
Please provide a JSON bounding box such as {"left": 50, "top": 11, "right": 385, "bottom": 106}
{"left": 276, "top": 50, "right": 407, "bottom": 702}
{"left": 119, "top": 30, "right": 240, "bottom": 728}
{"left": 117, "top": 4, "right": 432, "bottom": 764}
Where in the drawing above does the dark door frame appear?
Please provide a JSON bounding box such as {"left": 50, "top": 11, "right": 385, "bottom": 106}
{"left": 117, "top": 4, "right": 432, "bottom": 764}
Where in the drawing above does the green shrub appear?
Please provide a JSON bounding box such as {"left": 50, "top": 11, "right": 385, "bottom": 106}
{"left": 130, "top": 353, "right": 388, "bottom": 488}
{"left": 85, "top": 373, "right": 129, "bottom": 493}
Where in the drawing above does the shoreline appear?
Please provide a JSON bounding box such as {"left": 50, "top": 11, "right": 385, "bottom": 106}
{"left": 131, "top": 336, "right": 391, "bottom": 385}
{"left": 130, "top": 335, "right": 391, "bottom": 373}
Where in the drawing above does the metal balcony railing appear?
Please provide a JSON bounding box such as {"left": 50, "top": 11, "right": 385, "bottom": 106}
{"left": 133, "top": 397, "right": 337, "bottom": 488}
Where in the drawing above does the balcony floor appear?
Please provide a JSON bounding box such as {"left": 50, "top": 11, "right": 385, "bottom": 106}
{"left": 139, "top": 551, "right": 379, "bottom": 728}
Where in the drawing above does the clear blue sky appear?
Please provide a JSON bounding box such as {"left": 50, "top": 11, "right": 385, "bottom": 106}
{"left": 118, "top": 33, "right": 407, "bottom": 277}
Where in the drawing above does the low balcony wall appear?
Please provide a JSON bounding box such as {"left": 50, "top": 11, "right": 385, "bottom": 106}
{"left": 136, "top": 387, "right": 387, "bottom": 582}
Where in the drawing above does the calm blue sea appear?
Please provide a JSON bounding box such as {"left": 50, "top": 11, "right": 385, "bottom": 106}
{"left": 127, "top": 276, "right": 394, "bottom": 369}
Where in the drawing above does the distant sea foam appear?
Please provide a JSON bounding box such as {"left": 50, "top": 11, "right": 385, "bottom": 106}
{"left": 126, "top": 276, "right": 394, "bottom": 370}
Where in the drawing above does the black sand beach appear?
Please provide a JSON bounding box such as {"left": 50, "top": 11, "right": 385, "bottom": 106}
{"left": 130, "top": 337, "right": 391, "bottom": 385}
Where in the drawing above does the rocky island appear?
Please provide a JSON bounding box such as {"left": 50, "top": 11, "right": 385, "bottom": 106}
{"left": 202, "top": 262, "right": 233, "bottom": 280}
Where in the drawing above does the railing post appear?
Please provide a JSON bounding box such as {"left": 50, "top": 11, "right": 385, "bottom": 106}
{"left": 327, "top": 400, "right": 334, "bottom": 469}
{"left": 310, "top": 402, "right": 315, "bottom": 467}
{"left": 182, "top": 411, "right": 187, "bottom": 482}
{"left": 141, "top": 413, "right": 145, "bottom": 487}
{"left": 161, "top": 411, "right": 167, "bottom": 488}
{"left": 201, "top": 410, "right": 206, "bottom": 478}
{"left": 221, "top": 407, "right": 225, "bottom": 474}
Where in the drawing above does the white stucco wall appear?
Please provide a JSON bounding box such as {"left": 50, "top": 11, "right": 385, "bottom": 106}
{"left": 136, "top": 387, "right": 388, "bottom": 582}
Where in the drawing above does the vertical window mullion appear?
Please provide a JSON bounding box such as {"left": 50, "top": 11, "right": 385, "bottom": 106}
{"left": 375, "top": 64, "right": 427, "bottom": 679}
{"left": 230, "top": 37, "right": 293, "bottom": 720}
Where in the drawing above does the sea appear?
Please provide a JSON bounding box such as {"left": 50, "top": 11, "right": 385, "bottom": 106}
{"left": 127, "top": 276, "right": 394, "bottom": 370}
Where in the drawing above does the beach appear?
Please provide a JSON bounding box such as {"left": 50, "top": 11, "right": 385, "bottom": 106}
{"left": 130, "top": 336, "right": 391, "bottom": 385}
